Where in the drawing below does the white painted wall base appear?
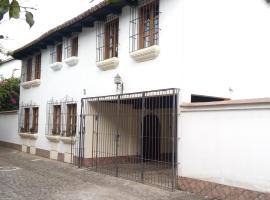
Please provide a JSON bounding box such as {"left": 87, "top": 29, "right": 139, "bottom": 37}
{"left": 22, "top": 145, "right": 27, "bottom": 153}
{"left": 64, "top": 153, "right": 72, "bottom": 163}
{"left": 50, "top": 150, "right": 58, "bottom": 160}
{"left": 30, "top": 146, "right": 36, "bottom": 155}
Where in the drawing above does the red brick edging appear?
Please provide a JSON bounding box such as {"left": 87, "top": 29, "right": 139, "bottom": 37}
{"left": 178, "top": 177, "right": 270, "bottom": 200}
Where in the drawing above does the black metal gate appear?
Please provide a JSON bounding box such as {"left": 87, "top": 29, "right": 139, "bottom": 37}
{"left": 78, "top": 88, "right": 179, "bottom": 190}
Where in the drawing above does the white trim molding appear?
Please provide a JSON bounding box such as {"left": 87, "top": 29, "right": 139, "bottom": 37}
{"left": 130, "top": 45, "right": 160, "bottom": 62}
{"left": 64, "top": 56, "right": 79, "bottom": 67}
{"left": 21, "top": 81, "right": 32, "bottom": 89}
{"left": 31, "top": 79, "right": 41, "bottom": 87}
{"left": 19, "top": 132, "right": 38, "bottom": 140}
{"left": 45, "top": 135, "right": 60, "bottom": 142}
{"left": 96, "top": 57, "right": 119, "bottom": 71}
{"left": 60, "top": 136, "right": 76, "bottom": 144}
{"left": 50, "top": 62, "right": 63, "bottom": 71}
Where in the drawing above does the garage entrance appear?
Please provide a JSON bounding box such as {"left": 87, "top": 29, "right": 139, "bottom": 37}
{"left": 77, "top": 89, "right": 179, "bottom": 190}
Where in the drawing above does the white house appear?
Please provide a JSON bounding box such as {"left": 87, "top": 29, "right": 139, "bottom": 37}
{"left": 0, "top": 0, "right": 269, "bottom": 199}
{"left": 0, "top": 58, "right": 21, "bottom": 79}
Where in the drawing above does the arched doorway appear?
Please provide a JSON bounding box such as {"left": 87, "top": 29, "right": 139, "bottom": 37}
{"left": 142, "top": 114, "right": 160, "bottom": 161}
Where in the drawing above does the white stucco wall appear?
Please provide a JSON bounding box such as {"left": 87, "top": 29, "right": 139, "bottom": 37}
{"left": 179, "top": 103, "right": 270, "bottom": 193}
{"left": 183, "top": 0, "right": 270, "bottom": 99}
{"left": 0, "top": 59, "right": 21, "bottom": 79}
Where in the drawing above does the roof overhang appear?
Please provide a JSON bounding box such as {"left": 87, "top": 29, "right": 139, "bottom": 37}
{"left": 12, "top": 0, "right": 137, "bottom": 59}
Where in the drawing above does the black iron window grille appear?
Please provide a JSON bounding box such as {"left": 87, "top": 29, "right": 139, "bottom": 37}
{"left": 129, "top": 0, "right": 160, "bottom": 52}
{"left": 46, "top": 97, "right": 78, "bottom": 137}
{"left": 18, "top": 102, "right": 39, "bottom": 134}
{"left": 96, "top": 15, "right": 119, "bottom": 62}
{"left": 21, "top": 54, "right": 41, "bottom": 82}
{"left": 63, "top": 36, "right": 78, "bottom": 59}
{"left": 50, "top": 43, "right": 63, "bottom": 63}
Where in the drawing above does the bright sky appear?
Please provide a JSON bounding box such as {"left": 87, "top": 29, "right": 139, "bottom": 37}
{"left": 0, "top": 0, "right": 103, "bottom": 54}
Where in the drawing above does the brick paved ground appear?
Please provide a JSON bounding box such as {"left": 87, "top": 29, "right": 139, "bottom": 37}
{"left": 0, "top": 146, "right": 204, "bottom": 200}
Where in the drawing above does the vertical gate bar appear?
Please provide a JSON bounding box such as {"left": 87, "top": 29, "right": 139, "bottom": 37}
{"left": 171, "top": 90, "right": 176, "bottom": 191}
{"left": 116, "top": 95, "right": 120, "bottom": 177}
{"left": 91, "top": 103, "right": 94, "bottom": 169}
{"left": 140, "top": 92, "right": 145, "bottom": 182}
{"left": 78, "top": 99, "right": 84, "bottom": 168}
{"left": 95, "top": 100, "right": 99, "bottom": 171}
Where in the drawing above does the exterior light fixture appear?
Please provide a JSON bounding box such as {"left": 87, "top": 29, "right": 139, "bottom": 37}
{"left": 114, "top": 74, "right": 124, "bottom": 94}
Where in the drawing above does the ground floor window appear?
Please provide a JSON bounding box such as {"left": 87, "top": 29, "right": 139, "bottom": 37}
{"left": 46, "top": 98, "right": 77, "bottom": 137}
{"left": 19, "top": 103, "right": 39, "bottom": 134}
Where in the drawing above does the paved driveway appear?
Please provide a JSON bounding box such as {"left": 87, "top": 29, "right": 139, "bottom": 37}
{"left": 0, "top": 146, "right": 204, "bottom": 200}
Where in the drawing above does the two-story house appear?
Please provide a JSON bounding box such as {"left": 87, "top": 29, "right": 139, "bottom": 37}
{"left": 9, "top": 0, "right": 270, "bottom": 198}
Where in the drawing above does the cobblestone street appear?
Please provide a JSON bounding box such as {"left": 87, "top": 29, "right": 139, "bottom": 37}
{"left": 0, "top": 146, "right": 204, "bottom": 200}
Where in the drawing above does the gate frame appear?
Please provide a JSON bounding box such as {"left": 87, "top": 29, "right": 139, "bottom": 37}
{"left": 77, "top": 88, "right": 180, "bottom": 190}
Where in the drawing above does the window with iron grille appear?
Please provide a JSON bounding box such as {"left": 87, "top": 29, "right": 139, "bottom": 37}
{"left": 96, "top": 15, "right": 119, "bottom": 62}
{"left": 21, "top": 53, "right": 41, "bottom": 83}
{"left": 66, "top": 104, "right": 77, "bottom": 137}
{"left": 50, "top": 43, "right": 63, "bottom": 63}
{"left": 129, "top": 0, "right": 160, "bottom": 52}
{"left": 64, "top": 36, "right": 78, "bottom": 59}
{"left": 46, "top": 98, "right": 77, "bottom": 137}
{"left": 18, "top": 103, "right": 39, "bottom": 134}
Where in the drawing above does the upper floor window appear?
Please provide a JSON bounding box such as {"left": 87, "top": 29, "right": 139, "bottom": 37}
{"left": 129, "top": 0, "right": 160, "bottom": 52}
{"left": 22, "top": 53, "right": 41, "bottom": 83}
{"left": 19, "top": 103, "right": 39, "bottom": 134}
{"left": 50, "top": 43, "right": 63, "bottom": 63}
{"left": 64, "top": 36, "right": 78, "bottom": 59}
{"left": 96, "top": 15, "right": 119, "bottom": 62}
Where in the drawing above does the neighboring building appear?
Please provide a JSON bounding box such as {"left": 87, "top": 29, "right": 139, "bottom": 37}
{"left": 0, "top": 0, "right": 268, "bottom": 199}
{"left": 0, "top": 57, "right": 21, "bottom": 79}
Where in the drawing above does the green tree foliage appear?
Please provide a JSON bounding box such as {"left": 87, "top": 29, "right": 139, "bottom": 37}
{"left": 0, "top": 0, "right": 34, "bottom": 27}
{"left": 0, "top": 77, "right": 20, "bottom": 111}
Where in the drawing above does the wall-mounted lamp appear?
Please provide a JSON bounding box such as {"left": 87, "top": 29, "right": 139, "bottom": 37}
{"left": 114, "top": 74, "right": 124, "bottom": 94}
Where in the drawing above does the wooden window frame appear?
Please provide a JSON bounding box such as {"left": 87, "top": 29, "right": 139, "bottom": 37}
{"left": 139, "top": 0, "right": 159, "bottom": 49}
{"left": 32, "top": 107, "right": 39, "bottom": 133}
{"left": 104, "top": 18, "right": 119, "bottom": 59}
{"left": 56, "top": 43, "right": 63, "bottom": 62}
{"left": 35, "top": 54, "right": 41, "bottom": 79}
{"left": 26, "top": 58, "right": 32, "bottom": 81}
{"left": 24, "top": 108, "right": 30, "bottom": 132}
{"left": 71, "top": 37, "right": 78, "bottom": 57}
{"left": 52, "top": 105, "right": 61, "bottom": 135}
{"left": 66, "top": 104, "right": 77, "bottom": 137}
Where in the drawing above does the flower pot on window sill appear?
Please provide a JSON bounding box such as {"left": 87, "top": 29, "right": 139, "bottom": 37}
{"left": 50, "top": 62, "right": 63, "bottom": 71}
{"left": 46, "top": 135, "right": 60, "bottom": 142}
{"left": 60, "top": 136, "right": 76, "bottom": 144}
{"left": 96, "top": 57, "right": 119, "bottom": 71}
{"left": 21, "top": 81, "right": 32, "bottom": 89}
{"left": 64, "top": 56, "right": 79, "bottom": 67}
{"left": 19, "top": 132, "right": 38, "bottom": 140}
{"left": 31, "top": 79, "right": 41, "bottom": 87}
{"left": 130, "top": 45, "right": 160, "bottom": 62}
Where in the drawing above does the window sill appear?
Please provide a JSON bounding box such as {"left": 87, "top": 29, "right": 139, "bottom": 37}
{"left": 130, "top": 45, "right": 160, "bottom": 62}
{"left": 21, "top": 79, "right": 41, "bottom": 89}
{"left": 60, "top": 136, "right": 76, "bottom": 144}
{"left": 96, "top": 57, "right": 119, "bottom": 71}
{"left": 46, "top": 135, "right": 60, "bottom": 142}
{"left": 19, "top": 132, "right": 38, "bottom": 140}
{"left": 21, "top": 81, "right": 32, "bottom": 89}
{"left": 64, "top": 56, "right": 79, "bottom": 67}
{"left": 50, "top": 62, "right": 63, "bottom": 71}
